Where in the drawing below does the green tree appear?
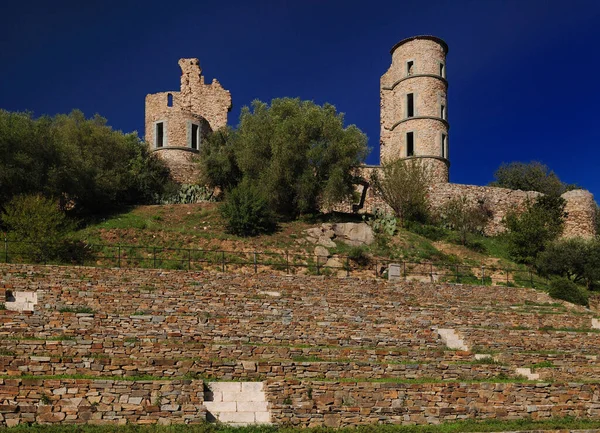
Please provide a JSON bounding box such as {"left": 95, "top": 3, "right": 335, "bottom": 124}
{"left": 490, "top": 161, "right": 576, "bottom": 196}
{"left": 536, "top": 238, "right": 600, "bottom": 289}
{"left": 503, "top": 195, "right": 567, "bottom": 264}
{"left": 200, "top": 98, "right": 368, "bottom": 218}
{"left": 199, "top": 127, "right": 241, "bottom": 192}
{"left": 438, "top": 196, "right": 492, "bottom": 245}
{"left": 372, "top": 159, "right": 431, "bottom": 224}
{"left": 1, "top": 194, "right": 75, "bottom": 262}
{"left": 48, "top": 111, "right": 170, "bottom": 215}
{"left": 0, "top": 109, "right": 170, "bottom": 217}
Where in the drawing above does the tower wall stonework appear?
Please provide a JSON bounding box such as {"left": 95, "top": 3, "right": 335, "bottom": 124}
{"left": 380, "top": 36, "right": 449, "bottom": 183}
{"left": 145, "top": 59, "right": 231, "bottom": 184}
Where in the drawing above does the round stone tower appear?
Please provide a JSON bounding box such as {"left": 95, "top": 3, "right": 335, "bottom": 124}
{"left": 380, "top": 35, "right": 449, "bottom": 183}
{"left": 145, "top": 58, "right": 231, "bottom": 184}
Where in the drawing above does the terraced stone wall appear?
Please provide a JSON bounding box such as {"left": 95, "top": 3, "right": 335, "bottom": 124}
{"left": 0, "top": 378, "right": 205, "bottom": 427}
{"left": 2, "top": 263, "right": 600, "bottom": 426}
{"left": 266, "top": 381, "right": 600, "bottom": 427}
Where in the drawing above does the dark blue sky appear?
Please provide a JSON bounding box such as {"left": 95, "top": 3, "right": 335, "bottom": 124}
{"left": 1, "top": 0, "right": 599, "bottom": 198}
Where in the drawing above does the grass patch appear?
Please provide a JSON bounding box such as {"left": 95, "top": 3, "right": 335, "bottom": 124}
{"left": 529, "top": 361, "right": 556, "bottom": 370}
{"left": 58, "top": 306, "right": 95, "bottom": 314}
{"left": 539, "top": 326, "right": 600, "bottom": 333}
{"left": 5, "top": 416, "right": 600, "bottom": 432}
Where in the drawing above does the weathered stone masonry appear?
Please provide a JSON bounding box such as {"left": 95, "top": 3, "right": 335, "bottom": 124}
{"left": 145, "top": 58, "right": 231, "bottom": 183}
{"left": 2, "top": 264, "right": 600, "bottom": 426}
{"left": 358, "top": 35, "right": 597, "bottom": 239}
{"left": 0, "top": 378, "right": 205, "bottom": 427}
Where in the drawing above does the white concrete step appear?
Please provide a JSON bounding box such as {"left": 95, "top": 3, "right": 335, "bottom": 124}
{"left": 205, "top": 381, "right": 271, "bottom": 425}
{"left": 437, "top": 328, "right": 469, "bottom": 351}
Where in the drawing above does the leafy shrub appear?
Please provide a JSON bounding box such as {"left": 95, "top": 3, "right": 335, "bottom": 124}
{"left": 503, "top": 195, "right": 566, "bottom": 264}
{"left": 220, "top": 180, "right": 276, "bottom": 236}
{"left": 347, "top": 246, "right": 370, "bottom": 266}
{"left": 437, "top": 196, "right": 492, "bottom": 245}
{"left": 548, "top": 278, "right": 588, "bottom": 306}
{"left": 537, "top": 238, "right": 600, "bottom": 290}
{"left": 1, "top": 194, "right": 75, "bottom": 263}
{"left": 372, "top": 159, "right": 431, "bottom": 225}
{"left": 404, "top": 221, "right": 448, "bottom": 241}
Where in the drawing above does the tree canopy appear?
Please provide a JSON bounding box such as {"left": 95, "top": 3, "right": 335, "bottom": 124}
{"left": 200, "top": 98, "right": 369, "bottom": 218}
{"left": 490, "top": 161, "right": 577, "bottom": 196}
{"left": 0, "top": 110, "right": 170, "bottom": 219}
{"left": 503, "top": 195, "right": 567, "bottom": 264}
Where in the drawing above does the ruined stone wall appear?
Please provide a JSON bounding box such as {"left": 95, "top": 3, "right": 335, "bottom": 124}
{"left": 0, "top": 378, "right": 205, "bottom": 427}
{"left": 428, "top": 183, "right": 541, "bottom": 236}
{"left": 153, "top": 148, "right": 202, "bottom": 184}
{"left": 340, "top": 166, "right": 596, "bottom": 238}
{"left": 145, "top": 59, "right": 231, "bottom": 184}
{"left": 178, "top": 58, "right": 231, "bottom": 131}
{"left": 266, "top": 381, "right": 600, "bottom": 427}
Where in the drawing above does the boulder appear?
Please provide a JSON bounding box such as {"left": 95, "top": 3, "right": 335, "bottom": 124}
{"left": 314, "top": 246, "right": 330, "bottom": 258}
{"left": 332, "top": 223, "right": 374, "bottom": 246}
{"left": 317, "top": 236, "right": 336, "bottom": 248}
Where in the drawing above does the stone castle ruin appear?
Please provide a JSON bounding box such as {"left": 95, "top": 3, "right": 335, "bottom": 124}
{"left": 145, "top": 58, "right": 231, "bottom": 183}
{"left": 145, "top": 36, "right": 596, "bottom": 238}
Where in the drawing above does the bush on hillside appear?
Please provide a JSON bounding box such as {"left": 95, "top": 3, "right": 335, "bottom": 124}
{"left": 220, "top": 180, "right": 276, "bottom": 237}
{"left": 372, "top": 159, "right": 431, "bottom": 225}
{"left": 548, "top": 277, "right": 588, "bottom": 306}
{"left": 490, "top": 161, "right": 577, "bottom": 196}
{"left": 1, "top": 194, "right": 76, "bottom": 262}
{"left": 503, "top": 195, "right": 566, "bottom": 264}
{"left": 437, "top": 196, "right": 492, "bottom": 245}
{"left": 200, "top": 98, "right": 368, "bottom": 218}
{"left": 537, "top": 238, "right": 600, "bottom": 290}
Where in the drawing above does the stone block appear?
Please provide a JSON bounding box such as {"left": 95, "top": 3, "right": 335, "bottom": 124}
{"left": 241, "top": 382, "right": 263, "bottom": 393}
{"left": 205, "top": 401, "right": 237, "bottom": 412}
{"left": 209, "top": 382, "right": 241, "bottom": 394}
{"left": 217, "top": 411, "right": 256, "bottom": 423}
{"left": 5, "top": 418, "right": 20, "bottom": 427}
{"left": 254, "top": 411, "right": 272, "bottom": 424}
{"left": 237, "top": 401, "right": 268, "bottom": 412}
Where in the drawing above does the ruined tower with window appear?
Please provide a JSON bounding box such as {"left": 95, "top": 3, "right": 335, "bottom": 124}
{"left": 380, "top": 36, "right": 449, "bottom": 183}
{"left": 145, "top": 58, "right": 232, "bottom": 183}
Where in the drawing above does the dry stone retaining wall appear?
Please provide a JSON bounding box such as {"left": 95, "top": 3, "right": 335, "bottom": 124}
{"left": 0, "top": 378, "right": 205, "bottom": 427}
{"left": 2, "top": 263, "right": 600, "bottom": 425}
{"left": 266, "top": 380, "right": 600, "bottom": 427}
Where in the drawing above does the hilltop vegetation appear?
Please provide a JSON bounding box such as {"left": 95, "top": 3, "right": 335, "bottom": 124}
{"left": 0, "top": 107, "right": 598, "bottom": 304}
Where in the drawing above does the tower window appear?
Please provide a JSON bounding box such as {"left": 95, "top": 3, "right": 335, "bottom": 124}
{"left": 407, "top": 93, "right": 414, "bottom": 118}
{"left": 441, "top": 104, "right": 446, "bottom": 120}
{"left": 191, "top": 124, "right": 199, "bottom": 150}
{"left": 407, "top": 132, "right": 414, "bottom": 157}
{"left": 407, "top": 60, "right": 414, "bottom": 75}
{"left": 441, "top": 134, "right": 447, "bottom": 158}
{"left": 440, "top": 63, "right": 445, "bottom": 78}
{"left": 167, "top": 93, "right": 173, "bottom": 107}
{"left": 156, "top": 122, "right": 164, "bottom": 148}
